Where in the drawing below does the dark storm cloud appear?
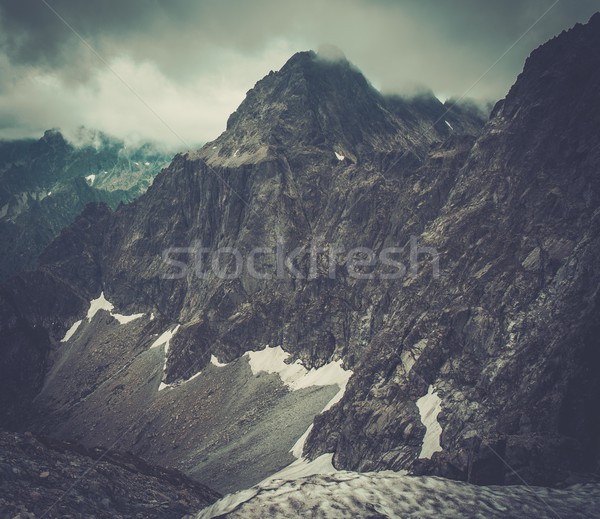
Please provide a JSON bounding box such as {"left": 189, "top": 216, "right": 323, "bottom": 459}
{"left": 0, "top": 0, "right": 296, "bottom": 81}
{"left": 0, "top": 0, "right": 150, "bottom": 70}
{"left": 0, "top": 0, "right": 597, "bottom": 145}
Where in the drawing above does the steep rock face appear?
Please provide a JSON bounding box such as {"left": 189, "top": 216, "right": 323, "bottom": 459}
{"left": 0, "top": 203, "right": 112, "bottom": 427}
{"left": 57, "top": 50, "right": 484, "bottom": 384}
{"left": 1, "top": 14, "right": 599, "bottom": 492}
{"left": 305, "top": 14, "right": 600, "bottom": 484}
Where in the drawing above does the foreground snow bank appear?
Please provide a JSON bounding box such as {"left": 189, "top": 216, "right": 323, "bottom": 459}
{"left": 196, "top": 470, "right": 600, "bottom": 519}
{"left": 196, "top": 454, "right": 338, "bottom": 519}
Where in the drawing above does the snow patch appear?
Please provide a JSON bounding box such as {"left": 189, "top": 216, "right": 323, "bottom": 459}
{"left": 246, "top": 346, "right": 305, "bottom": 386}
{"left": 290, "top": 424, "right": 313, "bottom": 458}
{"left": 61, "top": 320, "right": 83, "bottom": 342}
{"left": 111, "top": 312, "right": 145, "bottom": 324}
{"left": 86, "top": 292, "right": 114, "bottom": 320}
{"left": 85, "top": 174, "right": 96, "bottom": 185}
{"left": 196, "top": 349, "right": 355, "bottom": 518}
{"left": 416, "top": 385, "right": 443, "bottom": 459}
{"left": 61, "top": 292, "right": 146, "bottom": 343}
{"left": 210, "top": 355, "right": 228, "bottom": 367}
{"left": 335, "top": 151, "right": 345, "bottom": 161}
{"left": 144, "top": 161, "right": 150, "bottom": 166}
{"left": 150, "top": 326, "right": 180, "bottom": 350}
{"left": 246, "top": 346, "right": 351, "bottom": 392}
{"left": 290, "top": 372, "right": 350, "bottom": 460}
{"left": 86, "top": 292, "right": 145, "bottom": 325}
{"left": 444, "top": 120, "right": 454, "bottom": 130}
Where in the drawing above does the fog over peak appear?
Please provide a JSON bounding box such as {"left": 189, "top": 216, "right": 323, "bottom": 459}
{"left": 0, "top": 0, "right": 596, "bottom": 147}
{"left": 317, "top": 44, "right": 348, "bottom": 63}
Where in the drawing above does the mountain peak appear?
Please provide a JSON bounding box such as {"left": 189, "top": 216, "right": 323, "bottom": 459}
{"left": 198, "top": 49, "right": 410, "bottom": 165}
{"left": 193, "top": 46, "right": 485, "bottom": 168}
{"left": 41, "top": 128, "right": 66, "bottom": 145}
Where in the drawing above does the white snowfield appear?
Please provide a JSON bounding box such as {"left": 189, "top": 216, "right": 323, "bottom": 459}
{"left": 60, "top": 292, "right": 145, "bottom": 342}
{"left": 85, "top": 174, "right": 96, "bottom": 185}
{"left": 335, "top": 151, "right": 345, "bottom": 161}
{"left": 416, "top": 384, "right": 443, "bottom": 459}
{"left": 196, "top": 470, "right": 600, "bottom": 519}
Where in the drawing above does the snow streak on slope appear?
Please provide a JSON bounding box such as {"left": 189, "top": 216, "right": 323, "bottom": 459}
{"left": 246, "top": 345, "right": 352, "bottom": 459}
{"left": 87, "top": 292, "right": 114, "bottom": 320}
{"left": 150, "top": 325, "right": 181, "bottom": 391}
{"left": 111, "top": 311, "right": 145, "bottom": 324}
{"left": 88, "top": 292, "right": 145, "bottom": 324}
{"left": 416, "top": 385, "right": 443, "bottom": 459}
{"left": 210, "top": 355, "right": 228, "bottom": 367}
{"left": 60, "top": 292, "right": 145, "bottom": 342}
{"left": 60, "top": 320, "right": 83, "bottom": 342}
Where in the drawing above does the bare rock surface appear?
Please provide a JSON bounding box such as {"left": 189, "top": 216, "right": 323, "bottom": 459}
{"left": 0, "top": 430, "right": 220, "bottom": 519}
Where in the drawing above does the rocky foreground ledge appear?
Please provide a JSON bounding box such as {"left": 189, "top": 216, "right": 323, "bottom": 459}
{"left": 0, "top": 430, "right": 220, "bottom": 519}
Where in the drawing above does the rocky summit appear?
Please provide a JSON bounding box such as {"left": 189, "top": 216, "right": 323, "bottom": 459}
{"left": 0, "top": 11, "right": 600, "bottom": 519}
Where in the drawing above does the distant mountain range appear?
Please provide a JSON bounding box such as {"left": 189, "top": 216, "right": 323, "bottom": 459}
{"left": 0, "top": 128, "right": 173, "bottom": 280}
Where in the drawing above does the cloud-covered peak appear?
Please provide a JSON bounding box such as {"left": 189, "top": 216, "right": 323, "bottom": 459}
{"left": 317, "top": 44, "right": 347, "bottom": 63}
{"left": 0, "top": 1, "right": 597, "bottom": 146}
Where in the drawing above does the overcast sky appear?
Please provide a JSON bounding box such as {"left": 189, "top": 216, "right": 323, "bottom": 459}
{"left": 0, "top": 0, "right": 597, "bottom": 149}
